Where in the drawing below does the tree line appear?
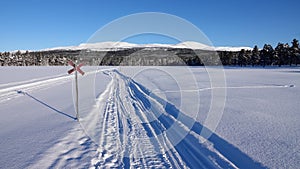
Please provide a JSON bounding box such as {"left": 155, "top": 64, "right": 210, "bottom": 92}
{"left": 219, "top": 39, "right": 300, "bottom": 67}
{"left": 0, "top": 39, "right": 299, "bottom": 66}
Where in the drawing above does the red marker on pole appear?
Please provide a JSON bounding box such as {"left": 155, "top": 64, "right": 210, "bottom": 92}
{"left": 68, "top": 60, "right": 85, "bottom": 121}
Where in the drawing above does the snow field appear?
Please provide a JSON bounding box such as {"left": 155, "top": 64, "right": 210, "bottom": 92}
{"left": 0, "top": 66, "right": 299, "bottom": 168}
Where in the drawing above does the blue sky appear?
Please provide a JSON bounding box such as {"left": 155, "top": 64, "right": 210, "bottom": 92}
{"left": 0, "top": 0, "right": 299, "bottom": 51}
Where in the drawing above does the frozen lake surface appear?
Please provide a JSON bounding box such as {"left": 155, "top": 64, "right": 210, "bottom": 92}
{"left": 0, "top": 66, "right": 299, "bottom": 168}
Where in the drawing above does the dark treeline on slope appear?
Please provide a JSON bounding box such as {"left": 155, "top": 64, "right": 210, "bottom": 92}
{"left": 224, "top": 38, "right": 300, "bottom": 67}
{"left": 0, "top": 39, "right": 299, "bottom": 66}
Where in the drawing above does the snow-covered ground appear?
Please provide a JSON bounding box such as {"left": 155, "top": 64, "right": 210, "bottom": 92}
{"left": 0, "top": 66, "right": 299, "bottom": 168}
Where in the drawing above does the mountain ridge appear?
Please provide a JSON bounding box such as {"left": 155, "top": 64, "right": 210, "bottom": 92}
{"left": 41, "top": 41, "right": 252, "bottom": 52}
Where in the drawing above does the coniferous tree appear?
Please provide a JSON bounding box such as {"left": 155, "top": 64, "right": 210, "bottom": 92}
{"left": 275, "top": 43, "right": 284, "bottom": 67}
{"left": 275, "top": 43, "right": 291, "bottom": 66}
{"left": 268, "top": 45, "right": 275, "bottom": 65}
{"left": 290, "top": 39, "right": 299, "bottom": 66}
{"left": 260, "top": 44, "right": 274, "bottom": 67}
{"left": 251, "top": 45, "right": 260, "bottom": 66}
{"left": 238, "top": 49, "right": 246, "bottom": 67}
{"left": 228, "top": 52, "right": 234, "bottom": 65}
{"left": 282, "top": 43, "right": 291, "bottom": 66}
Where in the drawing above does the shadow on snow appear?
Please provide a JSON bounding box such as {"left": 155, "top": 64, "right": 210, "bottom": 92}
{"left": 117, "top": 70, "right": 266, "bottom": 169}
{"left": 16, "top": 90, "right": 76, "bottom": 121}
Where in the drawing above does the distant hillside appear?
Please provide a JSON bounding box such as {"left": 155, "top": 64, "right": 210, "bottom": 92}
{"left": 0, "top": 47, "right": 225, "bottom": 66}
{"left": 40, "top": 41, "right": 252, "bottom": 52}
{"left": 0, "top": 40, "right": 299, "bottom": 66}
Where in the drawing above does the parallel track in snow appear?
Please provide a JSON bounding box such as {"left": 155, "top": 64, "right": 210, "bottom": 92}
{"left": 0, "top": 74, "right": 72, "bottom": 103}
{"left": 89, "top": 70, "right": 242, "bottom": 169}
{"left": 94, "top": 71, "right": 176, "bottom": 168}
{"left": 0, "top": 68, "right": 115, "bottom": 104}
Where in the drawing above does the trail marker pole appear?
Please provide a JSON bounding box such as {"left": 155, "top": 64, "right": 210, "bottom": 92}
{"left": 68, "top": 60, "right": 85, "bottom": 121}
{"left": 75, "top": 68, "right": 79, "bottom": 121}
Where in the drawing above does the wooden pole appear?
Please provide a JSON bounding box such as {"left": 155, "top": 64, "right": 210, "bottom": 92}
{"left": 75, "top": 64, "right": 79, "bottom": 121}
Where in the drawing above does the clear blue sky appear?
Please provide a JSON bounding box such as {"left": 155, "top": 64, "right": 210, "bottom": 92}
{"left": 0, "top": 0, "right": 299, "bottom": 51}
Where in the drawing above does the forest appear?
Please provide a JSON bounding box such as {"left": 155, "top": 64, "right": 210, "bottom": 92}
{"left": 220, "top": 39, "right": 300, "bottom": 67}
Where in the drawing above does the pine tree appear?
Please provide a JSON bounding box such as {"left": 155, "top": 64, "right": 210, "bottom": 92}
{"left": 260, "top": 44, "right": 274, "bottom": 67}
{"left": 238, "top": 49, "right": 246, "bottom": 67}
{"left": 251, "top": 45, "right": 259, "bottom": 66}
{"left": 290, "top": 39, "right": 299, "bottom": 66}
{"left": 275, "top": 43, "right": 292, "bottom": 66}
{"left": 283, "top": 43, "right": 291, "bottom": 66}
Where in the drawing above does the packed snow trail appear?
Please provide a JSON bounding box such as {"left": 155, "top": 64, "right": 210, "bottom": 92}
{"left": 0, "top": 74, "right": 72, "bottom": 103}
{"left": 82, "top": 69, "right": 265, "bottom": 169}
{"left": 0, "top": 68, "right": 115, "bottom": 104}
{"left": 90, "top": 70, "right": 177, "bottom": 168}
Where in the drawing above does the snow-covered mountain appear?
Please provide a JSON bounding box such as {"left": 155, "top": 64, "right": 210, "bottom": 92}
{"left": 41, "top": 41, "right": 252, "bottom": 52}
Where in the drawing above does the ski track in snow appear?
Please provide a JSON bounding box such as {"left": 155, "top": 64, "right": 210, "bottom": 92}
{"left": 0, "top": 73, "right": 67, "bottom": 89}
{"left": 0, "top": 68, "right": 115, "bottom": 104}
{"left": 91, "top": 71, "right": 179, "bottom": 168}
{"left": 0, "top": 74, "right": 72, "bottom": 103}
{"left": 17, "top": 68, "right": 277, "bottom": 168}
{"left": 83, "top": 69, "right": 268, "bottom": 169}
{"left": 152, "top": 84, "right": 293, "bottom": 94}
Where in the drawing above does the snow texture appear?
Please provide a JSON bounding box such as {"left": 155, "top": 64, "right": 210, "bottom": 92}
{"left": 0, "top": 66, "right": 299, "bottom": 168}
